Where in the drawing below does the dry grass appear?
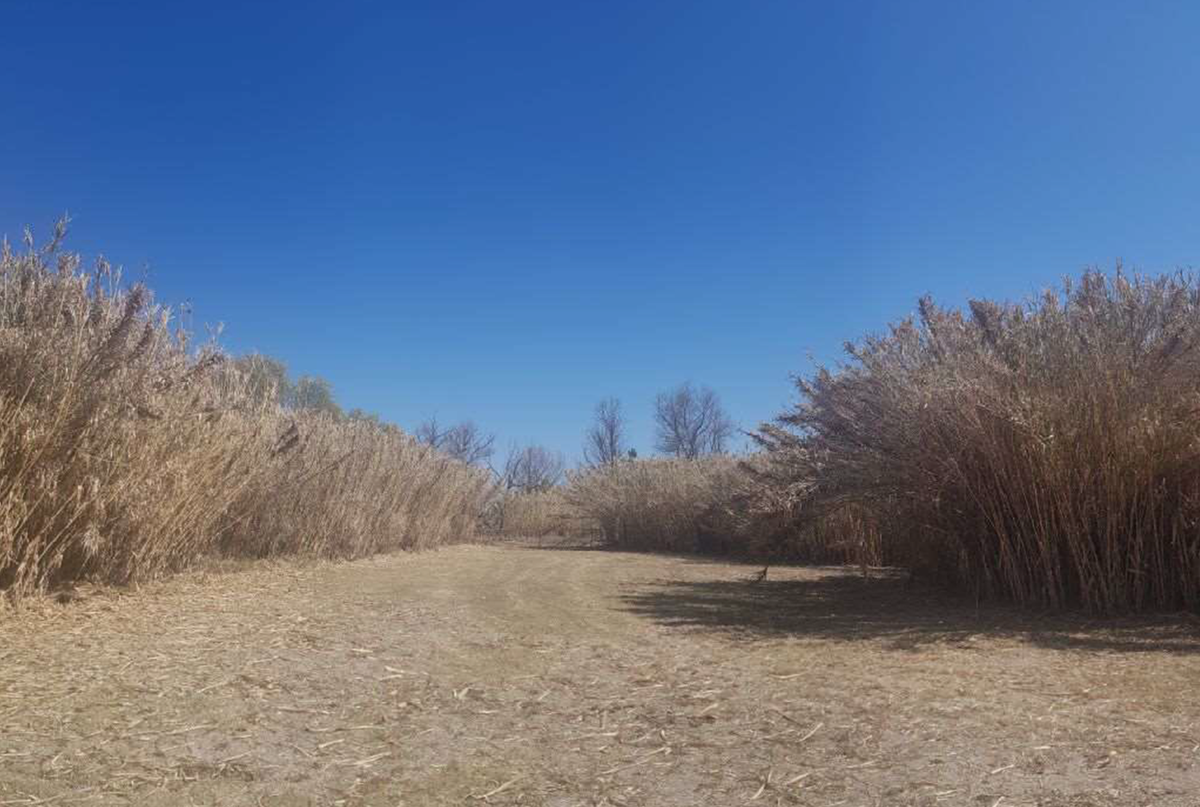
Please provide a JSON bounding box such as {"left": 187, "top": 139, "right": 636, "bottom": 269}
{"left": 4, "top": 543, "right": 1198, "bottom": 805}
{"left": 548, "top": 268, "right": 1200, "bottom": 614}
{"left": 0, "top": 224, "right": 490, "bottom": 599}
{"left": 488, "top": 488, "right": 592, "bottom": 539}
{"left": 756, "top": 269, "right": 1200, "bottom": 612}
{"left": 562, "top": 457, "right": 873, "bottom": 565}
{"left": 564, "top": 457, "right": 749, "bottom": 552}
{"left": 219, "top": 416, "right": 490, "bottom": 559}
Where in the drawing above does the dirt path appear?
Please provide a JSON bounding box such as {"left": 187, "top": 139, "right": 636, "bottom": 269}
{"left": 3, "top": 542, "right": 1200, "bottom": 806}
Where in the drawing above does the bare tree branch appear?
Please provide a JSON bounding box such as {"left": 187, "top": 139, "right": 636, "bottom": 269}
{"left": 413, "top": 415, "right": 445, "bottom": 448}
{"left": 583, "top": 396, "right": 627, "bottom": 467}
{"left": 415, "top": 417, "right": 496, "bottom": 466}
{"left": 653, "top": 382, "right": 735, "bottom": 459}
{"left": 501, "top": 444, "right": 565, "bottom": 493}
{"left": 441, "top": 421, "right": 495, "bottom": 466}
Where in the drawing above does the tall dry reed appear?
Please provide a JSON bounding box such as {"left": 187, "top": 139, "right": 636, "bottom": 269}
{"left": 0, "top": 224, "right": 490, "bottom": 599}
{"left": 562, "top": 457, "right": 841, "bottom": 561}
{"left": 757, "top": 269, "right": 1200, "bottom": 611}
{"left": 486, "top": 488, "right": 591, "bottom": 539}
{"left": 220, "top": 416, "right": 490, "bottom": 559}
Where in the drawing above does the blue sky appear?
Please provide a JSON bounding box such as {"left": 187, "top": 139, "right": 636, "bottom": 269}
{"left": 4, "top": 1, "right": 1199, "bottom": 462}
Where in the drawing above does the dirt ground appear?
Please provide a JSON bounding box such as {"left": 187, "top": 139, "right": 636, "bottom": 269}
{"left": 3, "top": 540, "right": 1200, "bottom": 806}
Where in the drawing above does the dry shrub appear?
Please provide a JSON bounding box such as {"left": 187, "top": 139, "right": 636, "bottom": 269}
{"left": 757, "top": 269, "right": 1200, "bottom": 611}
{"left": 488, "top": 488, "right": 593, "bottom": 539}
{"left": 0, "top": 225, "right": 490, "bottom": 599}
{"left": 564, "top": 458, "right": 744, "bottom": 554}
{"left": 219, "top": 417, "right": 491, "bottom": 559}
{"left": 560, "top": 456, "right": 873, "bottom": 564}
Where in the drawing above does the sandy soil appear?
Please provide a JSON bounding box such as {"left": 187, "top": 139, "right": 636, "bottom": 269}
{"left": 3, "top": 540, "right": 1200, "bottom": 806}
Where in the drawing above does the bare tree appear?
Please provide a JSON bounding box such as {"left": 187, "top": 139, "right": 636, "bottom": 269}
{"left": 415, "top": 417, "right": 495, "bottom": 466}
{"left": 583, "top": 396, "right": 627, "bottom": 467}
{"left": 441, "top": 421, "right": 495, "bottom": 466}
{"left": 502, "top": 444, "right": 565, "bottom": 493}
{"left": 653, "top": 382, "right": 735, "bottom": 459}
{"left": 413, "top": 416, "right": 445, "bottom": 448}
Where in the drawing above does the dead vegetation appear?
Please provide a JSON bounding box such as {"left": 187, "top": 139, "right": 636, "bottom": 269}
{"left": 0, "top": 224, "right": 490, "bottom": 599}
{"left": 754, "top": 269, "right": 1200, "bottom": 612}
{"left": 488, "top": 488, "right": 589, "bottom": 539}
{"left": 9, "top": 219, "right": 1198, "bottom": 617}
{"left": 526, "top": 458, "right": 868, "bottom": 568}
{"left": 557, "top": 269, "right": 1200, "bottom": 614}
{"left": 3, "top": 544, "right": 1197, "bottom": 806}
{"left": 564, "top": 457, "right": 749, "bottom": 553}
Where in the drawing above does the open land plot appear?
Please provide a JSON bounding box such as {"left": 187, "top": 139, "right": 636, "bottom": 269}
{"left": 2, "top": 541, "right": 1199, "bottom": 806}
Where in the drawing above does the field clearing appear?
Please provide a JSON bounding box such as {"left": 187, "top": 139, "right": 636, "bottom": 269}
{"left": 3, "top": 541, "right": 1199, "bottom": 806}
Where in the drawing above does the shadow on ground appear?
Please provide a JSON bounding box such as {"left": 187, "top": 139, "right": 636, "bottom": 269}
{"left": 509, "top": 536, "right": 790, "bottom": 566}
{"left": 617, "top": 567, "right": 1200, "bottom": 655}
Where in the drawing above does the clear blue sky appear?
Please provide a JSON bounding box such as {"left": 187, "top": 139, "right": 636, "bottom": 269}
{"left": 4, "top": 1, "right": 1198, "bottom": 462}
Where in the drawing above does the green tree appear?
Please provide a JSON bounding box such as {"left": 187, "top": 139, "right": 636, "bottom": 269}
{"left": 293, "top": 375, "right": 342, "bottom": 418}
{"left": 347, "top": 408, "right": 383, "bottom": 426}
{"left": 234, "top": 354, "right": 293, "bottom": 407}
